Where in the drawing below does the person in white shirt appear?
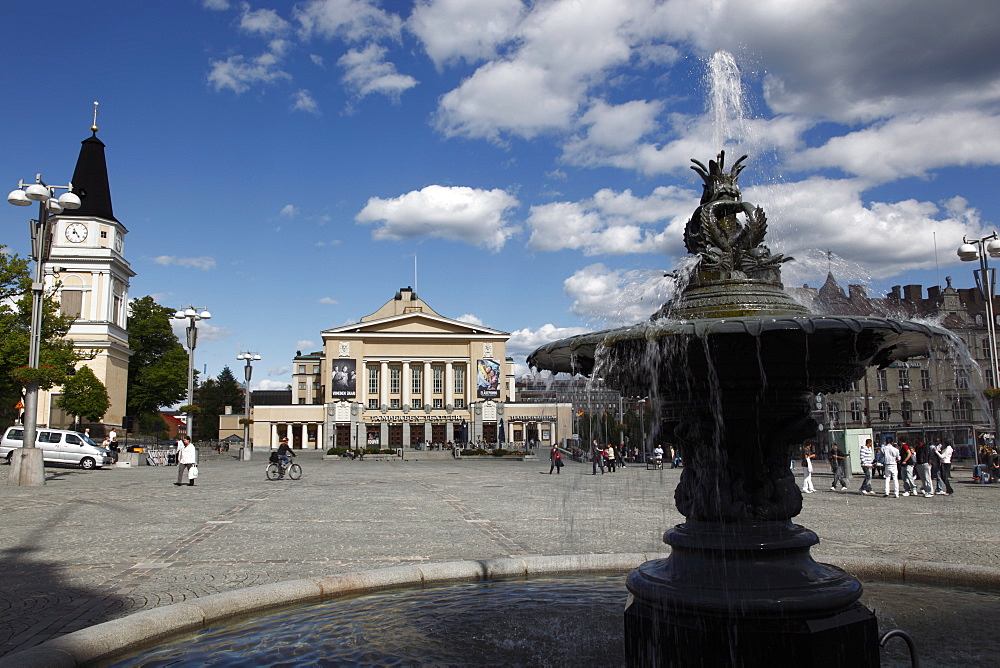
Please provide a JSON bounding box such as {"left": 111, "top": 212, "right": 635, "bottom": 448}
{"left": 934, "top": 441, "right": 954, "bottom": 495}
{"left": 882, "top": 441, "right": 900, "bottom": 498}
{"left": 175, "top": 436, "right": 198, "bottom": 487}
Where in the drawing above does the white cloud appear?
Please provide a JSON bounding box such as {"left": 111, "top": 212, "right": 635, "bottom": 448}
{"left": 310, "top": 54, "right": 325, "bottom": 67}
{"left": 279, "top": 204, "right": 299, "bottom": 217}
{"left": 294, "top": 0, "right": 403, "bottom": 43}
{"left": 408, "top": 0, "right": 524, "bottom": 69}
{"left": 254, "top": 379, "right": 290, "bottom": 390}
{"left": 563, "top": 263, "right": 676, "bottom": 325}
{"left": 291, "top": 89, "right": 321, "bottom": 114}
{"left": 238, "top": 3, "right": 290, "bottom": 36}
{"left": 268, "top": 365, "right": 291, "bottom": 377}
{"left": 315, "top": 239, "right": 342, "bottom": 247}
{"left": 171, "top": 319, "right": 229, "bottom": 343}
{"left": 507, "top": 323, "right": 592, "bottom": 360}
{"left": 356, "top": 185, "right": 519, "bottom": 251}
{"left": 207, "top": 45, "right": 291, "bottom": 93}
{"left": 202, "top": 0, "right": 230, "bottom": 10}
{"left": 527, "top": 185, "right": 694, "bottom": 255}
{"left": 338, "top": 44, "right": 418, "bottom": 100}
{"left": 319, "top": 297, "right": 339, "bottom": 304}
{"left": 296, "top": 340, "right": 317, "bottom": 351}
{"left": 151, "top": 256, "right": 217, "bottom": 271}
{"left": 455, "top": 313, "right": 483, "bottom": 326}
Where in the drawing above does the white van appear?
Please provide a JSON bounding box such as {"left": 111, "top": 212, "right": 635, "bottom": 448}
{"left": 1, "top": 427, "right": 113, "bottom": 469}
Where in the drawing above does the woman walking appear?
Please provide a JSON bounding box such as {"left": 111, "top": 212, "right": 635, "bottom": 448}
{"left": 800, "top": 445, "right": 815, "bottom": 493}
{"left": 548, "top": 445, "right": 564, "bottom": 474}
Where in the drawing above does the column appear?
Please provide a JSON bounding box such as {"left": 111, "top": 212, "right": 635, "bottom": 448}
{"left": 380, "top": 361, "right": 389, "bottom": 408}
{"left": 360, "top": 364, "right": 368, "bottom": 407}
{"left": 446, "top": 362, "right": 454, "bottom": 407}
{"left": 271, "top": 423, "right": 278, "bottom": 449}
{"left": 316, "top": 423, "right": 323, "bottom": 451}
{"left": 285, "top": 424, "right": 294, "bottom": 447}
{"left": 403, "top": 421, "right": 410, "bottom": 446}
{"left": 403, "top": 361, "right": 411, "bottom": 407}
{"left": 423, "top": 361, "right": 432, "bottom": 407}
{"left": 300, "top": 423, "right": 308, "bottom": 450}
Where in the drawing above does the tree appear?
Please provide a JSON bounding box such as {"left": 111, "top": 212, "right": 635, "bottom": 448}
{"left": 0, "top": 245, "right": 82, "bottom": 430}
{"left": 194, "top": 366, "right": 244, "bottom": 441}
{"left": 57, "top": 365, "right": 110, "bottom": 425}
{"left": 126, "top": 296, "right": 189, "bottom": 432}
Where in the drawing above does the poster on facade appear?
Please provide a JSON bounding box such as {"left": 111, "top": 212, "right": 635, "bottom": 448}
{"left": 330, "top": 359, "right": 357, "bottom": 398}
{"left": 477, "top": 359, "right": 501, "bottom": 398}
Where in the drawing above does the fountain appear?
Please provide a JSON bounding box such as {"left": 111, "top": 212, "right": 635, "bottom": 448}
{"left": 527, "top": 151, "right": 949, "bottom": 666}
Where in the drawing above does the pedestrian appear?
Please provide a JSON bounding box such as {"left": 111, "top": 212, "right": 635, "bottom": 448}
{"left": 590, "top": 440, "right": 605, "bottom": 475}
{"left": 829, "top": 444, "right": 848, "bottom": 491}
{"left": 935, "top": 440, "right": 955, "bottom": 495}
{"left": 549, "top": 444, "right": 564, "bottom": 474}
{"left": 931, "top": 438, "right": 946, "bottom": 493}
{"left": 898, "top": 441, "right": 915, "bottom": 496}
{"left": 858, "top": 439, "right": 874, "bottom": 495}
{"left": 800, "top": 444, "right": 816, "bottom": 494}
{"left": 606, "top": 443, "right": 617, "bottom": 472}
{"left": 175, "top": 436, "right": 198, "bottom": 487}
{"left": 882, "top": 440, "right": 900, "bottom": 498}
{"left": 914, "top": 441, "right": 934, "bottom": 497}
{"left": 653, "top": 444, "right": 664, "bottom": 469}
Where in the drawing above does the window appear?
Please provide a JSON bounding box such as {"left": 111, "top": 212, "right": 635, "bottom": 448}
{"left": 412, "top": 365, "right": 422, "bottom": 395}
{"left": 60, "top": 290, "right": 83, "bottom": 318}
{"left": 454, "top": 366, "right": 465, "bottom": 394}
{"left": 956, "top": 368, "right": 970, "bottom": 390}
{"left": 298, "top": 382, "right": 306, "bottom": 389}
{"left": 312, "top": 381, "right": 320, "bottom": 389}
{"left": 455, "top": 398, "right": 465, "bottom": 409}
{"left": 298, "top": 365, "right": 306, "bottom": 373}
{"left": 433, "top": 398, "right": 443, "bottom": 409}
{"left": 390, "top": 398, "right": 400, "bottom": 409}
{"left": 921, "top": 369, "right": 931, "bottom": 390}
{"left": 411, "top": 398, "right": 422, "bottom": 409}
{"left": 433, "top": 366, "right": 443, "bottom": 394}
{"left": 369, "top": 366, "right": 378, "bottom": 395}
{"left": 897, "top": 369, "right": 909, "bottom": 389}
{"left": 100, "top": 230, "right": 108, "bottom": 238}
{"left": 826, "top": 401, "right": 841, "bottom": 427}
{"left": 952, "top": 398, "right": 972, "bottom": 421}
{"left": 983, "top": 338, "right": 991, "bottom": 360}
{"left": 988, "top": 369, "right": 996, "bottom": 389}
{"left": 312, "top": 365, "right": 319, "bottom": 373}
{"left": 368, "top": 398, "right": 378, "bottom": 410}
{"left": 901, "top": 401, "right": 912, "bottom": 423}
{"left": 38, "top": 431, "right": 61, "bottom": 443}
{"left": 922, "top": 400, "right": 935, "bottom": 421}
{"left": 850, "top": 401, "right": 863, "bottom": 422}
{"left": 878, "top": 401, "right": 890, "bottom": 421}
{"left": 390, "top": 366, "right": 401, "bottom": 394}
{"left": 876, "top": 369, "right": 888, "bottom": 392}
{"left": 66, "top": 434, "right": 81, "bottom": 445}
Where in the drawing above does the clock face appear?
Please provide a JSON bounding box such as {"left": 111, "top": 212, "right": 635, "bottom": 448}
{"left": 114, "top": 232, "right": 123, "bottom": 252}
{"left": 65, "top": 222, "right": 88, "bottom": 243}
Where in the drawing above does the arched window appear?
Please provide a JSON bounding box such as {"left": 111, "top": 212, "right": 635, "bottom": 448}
{"left": 827, "top": 401, "right": 841, "bottom": 427}
{"left": 900, "top": 400, "right": 912, "bottom": 423}
{"left": 850, "top": 401, "right": 863, "bottom": 422}
{"left": 952, "top": 399, "right": 972, "bottom": 421}
{"left": 922, "top": 400, "right": 935, "bottom": 422}
{"left": 878, "top": 401, "right": 891, "bottom": 421}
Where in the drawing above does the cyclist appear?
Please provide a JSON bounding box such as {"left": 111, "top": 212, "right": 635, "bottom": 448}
{"left": 276, "top": 438, "right": 296, "bottom": 473}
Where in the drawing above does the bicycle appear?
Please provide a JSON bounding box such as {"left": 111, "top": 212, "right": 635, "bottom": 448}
{"left": 266, "top": 459, "right": 302, "bottom": 480}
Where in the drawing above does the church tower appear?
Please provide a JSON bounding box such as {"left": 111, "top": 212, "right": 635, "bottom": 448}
{"left": 41, "top": 114, "right": 134, "bottom": 431}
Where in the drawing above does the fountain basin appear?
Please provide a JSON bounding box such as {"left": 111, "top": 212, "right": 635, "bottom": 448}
{"left": 4, "top": 555, "right": 998, "bottom": 667}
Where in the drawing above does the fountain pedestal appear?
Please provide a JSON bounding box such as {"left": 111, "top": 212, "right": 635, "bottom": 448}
{"left": 624, "top": 521, "right": 879, "bottom": 666}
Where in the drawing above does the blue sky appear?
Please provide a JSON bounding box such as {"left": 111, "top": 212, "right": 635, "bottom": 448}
{"left": 4, "top": 0, "right": 1000, "bottom": 391}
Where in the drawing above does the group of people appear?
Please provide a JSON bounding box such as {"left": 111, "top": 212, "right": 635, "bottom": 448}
{"left": 588, "top": 440, "right": 639, "bottom": 474}
{"left": 801, "top": 438, "right": 957, "bottom": 498}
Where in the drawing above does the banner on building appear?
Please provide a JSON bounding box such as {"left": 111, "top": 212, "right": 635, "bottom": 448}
{"left": 477, "top": 359, "right": 501, "bottom": 398}
{"left": 330, "top": 359, "right": 357, "bottom": 398}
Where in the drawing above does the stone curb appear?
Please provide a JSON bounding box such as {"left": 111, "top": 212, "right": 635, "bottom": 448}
{"left": 4, "top": 552, "right": 997, "bottom": 667}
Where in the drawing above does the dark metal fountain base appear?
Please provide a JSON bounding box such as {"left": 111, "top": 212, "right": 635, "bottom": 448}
{"left": 624, "top": 521, "right": 880, "bottom": 667}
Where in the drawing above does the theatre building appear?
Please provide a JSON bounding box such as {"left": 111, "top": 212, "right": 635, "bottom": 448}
{"left": 246, "top": 288, "right": 570, "bottom": 451}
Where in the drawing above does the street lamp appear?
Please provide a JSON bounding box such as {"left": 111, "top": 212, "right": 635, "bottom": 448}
{"left": 959, "top": 234, "right": 1000, "bottom": 435}
{"left": 173, "top": 306, "right": 211, "bottom": 439}
{"left": 7, "top": 175, "right": 81, "bottom": 486}
{"left": 237, "top": 351, "right": 260, "bottom": 461}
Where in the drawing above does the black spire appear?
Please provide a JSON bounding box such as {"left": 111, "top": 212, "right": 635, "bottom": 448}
{"left": 64, "top": 130, "right": 117, "bottom": 222}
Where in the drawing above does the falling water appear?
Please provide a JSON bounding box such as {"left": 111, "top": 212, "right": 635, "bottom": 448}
{"left": 706, "top": 50, "right": 748, "bottom": 151}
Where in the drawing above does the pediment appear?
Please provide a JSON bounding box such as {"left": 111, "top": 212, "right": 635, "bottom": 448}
{"left": 323, "top": 312, "right": 507, "bottom": 338}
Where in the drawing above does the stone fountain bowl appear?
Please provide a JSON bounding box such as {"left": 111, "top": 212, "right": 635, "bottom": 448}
{"left": 527, "top": 314, "right": 954, "bottom": 396}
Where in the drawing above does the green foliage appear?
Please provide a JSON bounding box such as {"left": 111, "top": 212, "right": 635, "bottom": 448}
{"left": 327, "top": 447, "right": 348, "bottom": 455}
{"left": 0, "top": 246, "right": 82, "bottom": 429}
{"left": 126, "top": 296, "right": 189, "bottom": 432}
{"left": 57, "top": 365, "right": 110, "bottom": 423}
{"left": 194, "top": 365, "right": 245, "bottom": 441}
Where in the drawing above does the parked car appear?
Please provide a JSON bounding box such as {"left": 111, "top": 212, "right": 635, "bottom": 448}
{"left": 1, "top": 427, "right": 113, "bottom": 470}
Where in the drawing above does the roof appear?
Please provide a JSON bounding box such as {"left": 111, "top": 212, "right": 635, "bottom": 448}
{"left": 62, "top": 132, "right": 118, "bottom": 223}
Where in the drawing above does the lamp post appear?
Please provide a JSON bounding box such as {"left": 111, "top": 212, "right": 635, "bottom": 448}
{"left": 958, "top": 234, "right": 1000, "bottom": 432}
{"left": 237, "top": 351, "right": 260, "bottom": 461}
{"left": 7, "top": 175, "right": 82, "bottom": 486}
{"left": 173, "top": 306, "right": 211, "bottom": 439}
